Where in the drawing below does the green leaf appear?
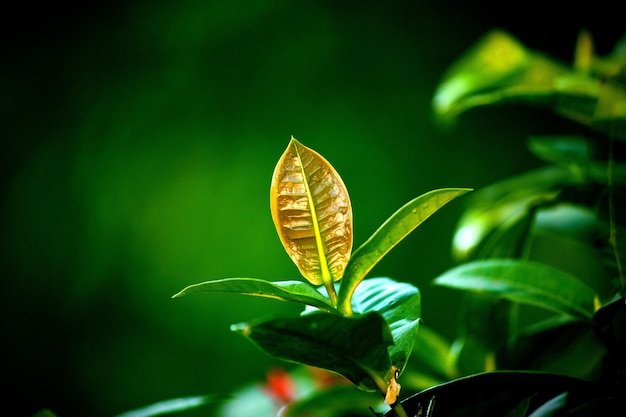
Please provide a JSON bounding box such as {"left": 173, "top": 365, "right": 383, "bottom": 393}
{"left": 388, "top": 371, "right": 608, "bottom": 417}
{"left": 527, "top": 135, "right": 592, "bottom": 166}
{"left": 508, "top": 317, "right": 605, "bottom": 380}
{"left": 432, "top": 30, "right": 572, "bottom": 123}
{"left": 451, "top": 294, "right": 513, "bottom": 375}
{"left": 270, "top": 137, "right": 353, "bottom": 305}
{"left": 337, "top": 188, "right": 471, "bottom": 315}
{"left": 433, "top": 259, "right": 598, "bottom": 321}
{"left": 451, "top": 166, "right": 576, "bottom": 262}
{"left": 231, "top": 311, "right": 394, "bottom": 392}
{"left": 432, "top": 30, "right": 626, "bottom": 141}
{"left": 351, "top": 277, "right": 421, "bottom": 374}
{"left": 114, "top": 396, "right": 214, "bottom": 417}
{"left": 590, "top": 81, "right": 626, "bottom": 141}
{"left": 172, "top": 278, "right": 334, "bottom": 312}
{"left": 280, "top": 385, "right": 383, "bottom": 417}
{"left": 404, "top": 324, "right": 457, "bottom": 384}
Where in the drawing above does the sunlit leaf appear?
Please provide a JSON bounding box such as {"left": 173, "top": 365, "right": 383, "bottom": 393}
{"left": 433, "top": 259, "right": 598, "bottom": 321}
{"left": 231, "top": 312, "right": 394, "bottom": 392}
{"left": 172, "top": 278, "right": 334, "bottom": 312}
{"left": 337, "top": 188, "right": 471, "bottom": 314}
{"left": 270, "top": 137, "right": 353, "bottom": 303}
{"left": 351, "top": 277, "right": 421, "bottom": 374}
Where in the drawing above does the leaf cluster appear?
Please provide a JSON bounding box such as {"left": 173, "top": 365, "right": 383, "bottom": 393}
{"left": 104, "top": 28, "right": 626, "bottom": 417}
{"left": 394, "top": 28, "right": 626, "bottom": 417}
{"left": 172, "top": 137, "right": 470, "bottom": 416}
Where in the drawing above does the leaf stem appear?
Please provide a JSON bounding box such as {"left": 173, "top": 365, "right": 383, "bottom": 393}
{"left": 370, "top": 368, "right": 409, "bottom": 417}
{"left": 390, "top": 402, "right": 409, "bottom": 417}
{"left": 336, "top": 290, "right": 353, "bottom": 316}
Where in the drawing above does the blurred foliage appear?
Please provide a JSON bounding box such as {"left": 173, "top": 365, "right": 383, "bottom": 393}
{"left": 2, "top": 1, "right": 624, "bottom": 417}
{"left": 396, "top": 27, "right": 626, "bottom": 417}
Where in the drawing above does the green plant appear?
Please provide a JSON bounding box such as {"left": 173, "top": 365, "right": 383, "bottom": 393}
{"left": 389, "top": 28, "right": 626, "bottom": 416}
{"left": 172, "top": 137, "right": 471, "bottom": 417}
{"left": 108, "top": 28, "right": 626, "bottom": 417}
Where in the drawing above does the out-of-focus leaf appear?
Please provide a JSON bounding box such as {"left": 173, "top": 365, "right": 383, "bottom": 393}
{"left": 432, "top": 29, "right": 571, "bottom": 123}
{"left": 351, "top": 277, "right": 421, "bottom": 374}
{"left": 527, "top": 392, "right": 568, "bottom": 417}
{"left": 590, "top": 80, "right": 626, "bottom": 140}
{"left": 406, "top": 325, "right": 457, "bottom": 382}
{"left": 434, "top": 259, "right": 598, "bottom": 321}
{"left": 384, "top": 371, "right": 610, "bottom": 417}
{"left": 528, "top": 135, "right": 592, "bottom": 166}
{"left": 451, "top": 294, "right": 511, "bottom": 376}
{"left": 231, "top": 312, "right": 394, "bottom": 392}
{"left": 172, "top": 278, "right": 334, "bottom": 312}
{"left": 270, "top": 137, "right": 353, "bottom": 302}
{"left": 574, "top": 29, "right": 594, "bottom": 72}
{"left": 593, "top": 297, "right": 626, "bottom": 373}
{"left": 433, "top": 29, "right": 536, "bottom": 119}
{"left": 280, "top": 384, "right": 383, "bottom": 417}
{"left": 337, "top": 188, "right": 471, "bottom": 314}
{"left": 114, "top": 396, "right": 214, "bottom": 417}
{"left": 452, "top": 166, "right": 575, "bottom": 262}
{"left": 433, "top": 29, "right": 626, "bottom": 140}
{"left": 31, "top": 410, "right": 58, "bottom": 417}
{"left": 216, "top": 365, "right": 358, "bottom": 417}
{"left": 560, "top": 398, "right": 621, "bottom": 416}
{"left": 506, "top": 396, "right": 533, "bottom": 417}
{"left": 584, "top": 31, "right": 626, "bottom": 84}
{"left": 506, "top": 317, "right": 604, "bottom": 380}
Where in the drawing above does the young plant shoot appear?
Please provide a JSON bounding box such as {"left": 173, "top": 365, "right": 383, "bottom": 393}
{"left": 173, "top": 137, "right": 471, "bottom": 416}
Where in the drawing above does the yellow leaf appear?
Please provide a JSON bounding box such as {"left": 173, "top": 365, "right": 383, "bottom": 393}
{"left": 270, "top": 137, "right": 353, "bottom": 303}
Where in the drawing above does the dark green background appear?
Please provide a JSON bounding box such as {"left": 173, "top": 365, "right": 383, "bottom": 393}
{"left": 2, "top": 1, "right": 622, "bottom": 416}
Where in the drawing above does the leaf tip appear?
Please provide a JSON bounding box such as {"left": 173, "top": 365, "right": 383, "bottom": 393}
{"left": 171, "top": 290, "right": 185, "bottom": 299}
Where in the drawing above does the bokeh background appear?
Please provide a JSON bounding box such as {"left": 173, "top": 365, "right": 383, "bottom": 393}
{"left": 2, "top": 1, "right": 623, "bottom": 416}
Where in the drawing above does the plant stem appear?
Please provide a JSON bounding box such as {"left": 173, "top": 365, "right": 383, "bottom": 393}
{"left": 371, "top": 369, "right": 409, "bottom": 417}
{"left": 389, "top": 402, "right": 409, "bottom": 417}
{"left": 325, "top": 280, "right": 338, "bottom": 307}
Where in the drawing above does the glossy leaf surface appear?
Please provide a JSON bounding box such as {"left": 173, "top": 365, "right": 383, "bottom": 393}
{"left": 231, "top": 311, "right": 394, "bottom": 392}
{"left": 385, "top": 371, "right": 614, "bottom": 417}
{"left": 434, "top": 259, "right": 598, "bottom": 321}
{"left": 351, "top": 277, "right": 421, "bottom": 374}
{"left": 270, "top": 137, "right": 353, "bottom": 297}
{"left": 172, "top": 278, "right": 334, "bottom": 312}
{"left": 337, "top": 188, "right": 471, "bottom": 314}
